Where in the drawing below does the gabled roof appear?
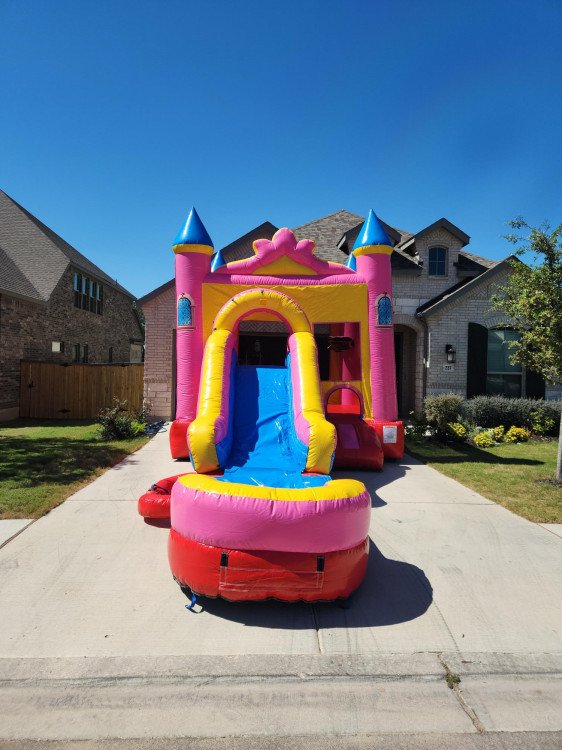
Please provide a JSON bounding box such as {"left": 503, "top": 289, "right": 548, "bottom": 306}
{"left": 411, "top": 217, "right": 470, "bottom": 247}
{"left": 0, "top": 246, "right": 43, "bottom": 303}
{"left": 0, "top": 190, "right": 135, "bottom": 302}
{"left": 221, "top": 221, "right": 278, "bottom": 263}
{"left": 416, "top": 256, "right": 513, "bottom": 317}
{"left": 339, "top": 222, "right": 419, "bottom": 271}
{"left": 338, "top": 219, "right": 406, "bottom": 254}
{"left": 293, "top": 210, "right": 364, "bottom": 262}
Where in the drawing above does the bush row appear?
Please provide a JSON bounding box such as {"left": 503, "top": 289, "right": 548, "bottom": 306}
{"left": 408, "top": 393, "right": 561, "bottom": 442}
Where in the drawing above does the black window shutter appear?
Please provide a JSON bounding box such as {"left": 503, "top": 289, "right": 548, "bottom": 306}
{"left": 467, "top": 322, "right": 488, "bottom": 398}
{"left": 525, "top": 368, "right": 545, "bottom": 399}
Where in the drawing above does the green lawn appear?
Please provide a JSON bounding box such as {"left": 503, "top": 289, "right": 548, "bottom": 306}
{"left": 0, "top": 420, "right": 149, "bottom": 519}
{"left": 406, "top": 436, "right": 561, "bottom": 523}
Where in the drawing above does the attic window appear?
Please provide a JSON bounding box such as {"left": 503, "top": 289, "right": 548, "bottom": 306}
{"left": 74, "top": 272, "right": 103, "bottom": 314}
{"left": 428, "top": 247, "right": 447, "bottom": 276}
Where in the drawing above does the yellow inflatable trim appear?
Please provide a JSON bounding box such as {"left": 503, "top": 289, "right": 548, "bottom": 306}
{"left": 178, "top": 473, "right": 366, "bottom": 503}
{"left": 188, "top": 328, "right": 232, "bottom": 473}
{"left": 353, "top": 243, "right": 393, "bottom": 257}
{"left": 173, "top": 243, "right": 214, "bottom": 255}
{"left": 291, "top": 331, "right": 336, "bottom": 474}
{"left": 214, "top": 288, "right": 311, "bottom": 333}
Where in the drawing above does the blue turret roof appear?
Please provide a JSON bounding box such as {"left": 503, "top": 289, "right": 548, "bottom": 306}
{"left": 210, "top": 249, "right": 226, "bottom": 272}
{"left": 174, "top": 207, "right": 213, "bottom": 247}
{"left": 352, "top": 209, "right": 392, "bottom": 250}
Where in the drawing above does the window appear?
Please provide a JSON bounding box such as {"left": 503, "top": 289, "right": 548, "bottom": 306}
{"left": 72, "top": 344, "right": 88, "bottom": 363}
{"left": 377, "top": 295, "right": 392, "bottom": 325}
{"left": 177, "top": 295, "right": 193, "bottom": 327}
{"left": 428, "top": 247, "right": 447, "bottom": 276}
{"left": 486, "top": 329, "right": 521, "bottom": 397}
{"left": 51, "top": 341, "right": 64, "bottom": 353}
{"left": 108, "top": 347, "right": 113, "bottom": 363}
{"left": 73, "top": 271, "right": 103, "bottom": 314}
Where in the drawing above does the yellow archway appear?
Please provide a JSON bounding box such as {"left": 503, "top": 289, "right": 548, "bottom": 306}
{"left": 213, "top": 288, "right": 311, "bottom": 334}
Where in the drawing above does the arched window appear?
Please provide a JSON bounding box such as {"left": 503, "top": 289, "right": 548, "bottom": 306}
{"left": 177, "top": 295, "right": 193, "bottom": 328}
{"left": 377, "top": 295, "right": 392, "bottom": 326}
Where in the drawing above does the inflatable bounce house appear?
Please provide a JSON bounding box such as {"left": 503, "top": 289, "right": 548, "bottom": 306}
{"left": 139, "top": 207, "right": 404, "bottom": 603}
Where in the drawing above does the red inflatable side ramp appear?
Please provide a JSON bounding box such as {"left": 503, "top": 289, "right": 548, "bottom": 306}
{"left": 327, "top": 412, "right": 384, "bottom": 471}
{"left": 169, "top": 531, "right": 369, "bottom": 602}
{"left": 369, "top": 419, "right": 405, "bottom": 460}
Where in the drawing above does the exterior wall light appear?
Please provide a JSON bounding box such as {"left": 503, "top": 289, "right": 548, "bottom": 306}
{"left": 445, "top": 344, "right": 456, "bottom": 363}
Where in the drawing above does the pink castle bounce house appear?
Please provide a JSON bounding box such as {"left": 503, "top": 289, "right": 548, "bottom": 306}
{"left": 139, "top": 208, "right": 404, "bottom": 603}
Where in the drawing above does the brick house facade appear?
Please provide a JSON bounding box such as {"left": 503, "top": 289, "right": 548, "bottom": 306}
{"left": 139, "top": 210, "right": 560, "bottom": 420}
{"left": 0, "top": 190, "right": 144, "bottom": 420}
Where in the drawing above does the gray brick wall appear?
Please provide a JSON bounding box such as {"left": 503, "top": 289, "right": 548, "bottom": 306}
{"left": 0, "top": 266, "right": 144, "bottom": 418}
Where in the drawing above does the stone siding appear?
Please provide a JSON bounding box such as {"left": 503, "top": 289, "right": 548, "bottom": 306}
{"left": 142, "top": 284, "right": 175, "bottom": 420}
{"left": 0, "top": 265, "right": 144, "bottom": 418}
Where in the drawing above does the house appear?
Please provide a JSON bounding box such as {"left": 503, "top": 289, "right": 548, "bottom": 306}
{"left": 138, "top": 209, "right": 561, "bottom": 420}
{"left": 0, "top": 190, "right": 145, "bottom": 420}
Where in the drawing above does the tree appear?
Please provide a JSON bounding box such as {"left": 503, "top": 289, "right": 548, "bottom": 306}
{"left": 491, "top": 218, "right": 562, "bottom": 481}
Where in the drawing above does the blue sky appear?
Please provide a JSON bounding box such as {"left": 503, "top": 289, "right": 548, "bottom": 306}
{"left": 1, "top": 0, "right": 561, "bottom": 297}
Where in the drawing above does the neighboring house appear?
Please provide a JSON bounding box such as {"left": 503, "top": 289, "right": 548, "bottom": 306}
{"left": 0, "top": 190, "right": 145, "bottom": 420}
{"left": 139, "top": 210, "right": 561, "bottom": 420}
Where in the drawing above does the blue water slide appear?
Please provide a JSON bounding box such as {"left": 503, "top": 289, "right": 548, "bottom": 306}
{"left": 216, "top": 356, "right": 330, "bottom": 489}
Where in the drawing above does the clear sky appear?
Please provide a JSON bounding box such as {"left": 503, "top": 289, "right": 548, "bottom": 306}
{"left": 1, "top": 0, "right": 561, "bottom": 297}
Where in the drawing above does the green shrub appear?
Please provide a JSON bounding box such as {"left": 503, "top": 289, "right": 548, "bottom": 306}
{"left": 405, "top": 410, "right": 429, "bottom": 440}
{"left": 530, "top": 409, "right": 556, "bottom": 436}
{"left": 97, "top": 399, "right": 147, "bottom": 440}
{"left": 424, "top": 394, "right": 463, "bottom": 438}
{"left": 504, "top": 426, "right": 531, "bottom": 443}
{"left": 461, "top": 396, "right": 560, "bottom": 436}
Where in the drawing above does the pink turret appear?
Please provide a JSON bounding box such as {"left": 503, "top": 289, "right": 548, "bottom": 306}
{"left": 348, "top": 210, "right": 403, "bottom": 457}
{"left": 169, "top": 207, "right": 213, "bottom": 459}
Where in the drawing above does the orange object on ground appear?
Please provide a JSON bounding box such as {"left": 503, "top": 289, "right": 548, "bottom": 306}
{"left": 369, "top": 419, "right": 405, "bottom": 459}
{"left": 169, "top": 419, "right": 190, "bottom": 459}
{"left": 168, "top": 530, "right": 369, "bottom": 602}
{"left": 138, "top": 475, "right": 180, "bottom": 519}
{"left": 327, "top": 412, "right": 384, "bottom": 471}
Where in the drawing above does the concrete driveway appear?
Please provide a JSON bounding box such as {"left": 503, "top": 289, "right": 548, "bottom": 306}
{"left": 0, "top": 427, "right": 560, "bottom": 745}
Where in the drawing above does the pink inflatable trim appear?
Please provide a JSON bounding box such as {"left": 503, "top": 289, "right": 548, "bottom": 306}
{"left": 214, "top": 227, "right": 354, "bottom": 277}
{"left": 206, "top": 273, "right": 366, "bottom": 286}
{"left": 170, "top": 480, "right": 371, "bottom": 554}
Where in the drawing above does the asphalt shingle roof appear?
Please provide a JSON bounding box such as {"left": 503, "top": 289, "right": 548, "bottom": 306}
{"left": 0, "top": 245, "right": 42, "bottom": 301}
{"left": 0, "top": 190, "right": 135, "bottom": 302}
{"left": 292, "top": 210, "right": 364, "bottom": 262}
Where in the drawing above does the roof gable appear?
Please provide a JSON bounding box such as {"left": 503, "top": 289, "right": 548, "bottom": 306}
{"left": 0, "top": 190, "right": 135, "bottom": 300}
{"left": 414, "top": 218, "right": 470, "bottom": 247}
{"left": 416, "top": 256, "right": 513, "bottom": 316}
{"left": 0, "top": 245, "right": 43, "bottom": 302}
{"left": 293, "top": 210, "right": 364, "bottom": 262}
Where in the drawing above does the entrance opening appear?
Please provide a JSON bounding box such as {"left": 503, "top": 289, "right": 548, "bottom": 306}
{"left": 325, "top": 386, "right": 363, "bottom": 416}
{"left": 238, "top": 333, "right": 289, "bottom": 366}
{"left": 238, "top": 320, "right": 289, "bottom": 366}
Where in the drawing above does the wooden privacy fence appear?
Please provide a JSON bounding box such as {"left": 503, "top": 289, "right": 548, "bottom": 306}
{"left": 20, "top": 361, "right": 144, "bottom": 419}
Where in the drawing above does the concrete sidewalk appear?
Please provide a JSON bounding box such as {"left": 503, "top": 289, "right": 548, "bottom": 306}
{"left": 0, "top": 427, "right": 560, "bottom": 743}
